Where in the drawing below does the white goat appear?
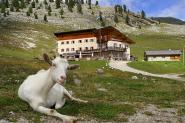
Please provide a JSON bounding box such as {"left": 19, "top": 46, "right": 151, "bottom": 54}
{"left": 18, "top": 54, "right": 87, "bottom": 123}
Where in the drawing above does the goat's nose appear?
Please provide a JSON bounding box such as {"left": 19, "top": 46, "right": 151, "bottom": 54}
{"left": 60, "top": 76, "right": 66, "bottom": 80}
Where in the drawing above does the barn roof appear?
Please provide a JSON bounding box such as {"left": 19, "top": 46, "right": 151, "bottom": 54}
{"left": 54, "top": 26, "right": 135, "bottom": 44}
{"left": 145, "top": 50, "right": 181, "bottom": 56}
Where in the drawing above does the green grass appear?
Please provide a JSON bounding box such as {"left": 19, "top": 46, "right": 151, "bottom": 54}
{"left": 1, "top": 58, "right": 185, "bottom": 122}
{"left": 128, "top": 61, "right": 185, "bottom": 74}
{"left": 0, "top": 20, "right": 72, "bottom": 60}
{"left": 1, "top": 20, "right": 185, "bottom": 122}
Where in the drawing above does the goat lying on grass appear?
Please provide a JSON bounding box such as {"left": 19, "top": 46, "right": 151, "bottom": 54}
{"left": 18, "top": 54, "right": 87, "bottom": 123}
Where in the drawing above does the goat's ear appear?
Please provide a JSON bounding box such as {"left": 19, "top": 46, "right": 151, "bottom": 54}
{"left": 67, "top": 64, "right": 79, "bottom": 70}
{"left": 43, "top": 53, "right": 52, "bottom": 66}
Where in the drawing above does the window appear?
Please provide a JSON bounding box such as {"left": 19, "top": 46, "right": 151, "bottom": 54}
{"left": 61, "top": 42, "right": 64, "bottom": 45}
{"left": 71, "top": 41, "right": 75, "bottom": 44}
{"left": 90, "top": 47, "right": 94, "bottom": 50}
{"left": 79, "top": 47, "right": 82, "bottom": 51}
{"left": 90, "top": 39, "right": 94, "bottom": 42}
{"left": 85, "top": 39, "right": 88, "bottom": 43}
{"left": 79, "top": 40, "right": 82, "bottom": 43}
{"left": 114, "top": 43, "right": 117, "bottom": 47}
{"left": 119, "top": 44, "right": 122, "bottom": 48}
{"left": 71, "top": 48, "right": 75, "bottom": 51}
{"left": 66, "top": 41, "right": 69, "bottom": 44}
{"left": 61, "top": 49, "right": 64, "bottom": 52}
{"left": 66, "top": 48, "right": 69, "bottom": 52}
{"left": 85, "top": 47, "right": 88, "bottom": 50}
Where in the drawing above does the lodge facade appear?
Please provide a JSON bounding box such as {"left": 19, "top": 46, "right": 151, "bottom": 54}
{"left": 54, "top": 26, "right": 135, "bottom": 60}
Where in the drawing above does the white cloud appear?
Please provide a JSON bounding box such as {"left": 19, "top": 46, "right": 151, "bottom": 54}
{"left": 157, "top": 0, "right": 185, "bottom": 19}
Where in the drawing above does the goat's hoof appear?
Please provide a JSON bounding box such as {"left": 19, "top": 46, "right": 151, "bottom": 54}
{"left": 64, "top": 116, "right": 78, "bottom": 123}
{"left": 83, "top": 100, "right": 88, "bottom": 103}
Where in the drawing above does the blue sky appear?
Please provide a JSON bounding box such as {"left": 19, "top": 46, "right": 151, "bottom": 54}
{"left": 92, "top": 0, "right": 185, "bottom": 20}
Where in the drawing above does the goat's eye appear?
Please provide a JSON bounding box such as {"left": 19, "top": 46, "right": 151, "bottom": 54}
{"left": 52, "top": 63, "right": 56, "bottom": 67}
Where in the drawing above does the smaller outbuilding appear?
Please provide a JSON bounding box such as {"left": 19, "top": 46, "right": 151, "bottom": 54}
{"left": 144, "top": 50, "right": 181, "bottom": 61}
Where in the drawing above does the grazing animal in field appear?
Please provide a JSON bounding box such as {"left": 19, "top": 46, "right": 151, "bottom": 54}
{"left": 18, "top": 54, "right": 87, "bottom": 123}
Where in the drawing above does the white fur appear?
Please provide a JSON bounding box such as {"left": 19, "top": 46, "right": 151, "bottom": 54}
{"left": 18, "top": 56, "right": 87, "bottom": 123}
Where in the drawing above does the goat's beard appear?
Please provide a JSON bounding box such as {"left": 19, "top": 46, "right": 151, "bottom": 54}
{"left": 57, "top": 80, "right": 65, "bottom": 85}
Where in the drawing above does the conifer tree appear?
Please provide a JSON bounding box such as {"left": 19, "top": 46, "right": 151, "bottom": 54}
{"left": 55, "top": 0, "right": 60, "bottom": 9}
{"left": 48, "top": 5, "right": 52, "bottom": 12}
{"left": 125, "top": 14, "right": 130, "bottom": 25}
{"left": 44, "top": 14, "right": 48, "bottom": 22}
{"left": 48, "top": 11, "right": 51, "bottom": 16}
{"left": 34, "top": 12, "right": 38, "bottom": 19}
{"left": 65, "top": 0, "right": 69, "bottom": 5}
{"left": 1, "top": 4, "right": 5, "bottom": 13}
{"left": 3, "top": 11, "right": 7, "bottom": 17}
{"left": 81, "top": 0, "right": 84, "bottom": 4}
{"left": 59, "top": 8, "right": 64, "bottom": 18}
{"left": 26, "top": 11, "right": 30, "bottom": 16}
{"left": 5, "top": 0, "right": 9, "bottom": 8}
{"left": 12, "top": 0, "right": 20, "bottom": 11}
{"left": 77, "top": 2, "right": 82, "bottom": 14}
{"left": 44, "top": 0, "right": 48, "bottom": 5}
{"left": 88, "top": 0, "right": 91, "bottom": 9}
{"left": 99, "top": 11, "right": 105, "bottom": 27}
{"left": 10, "top": 5, "right": 14, "bottom": 11}
{"left": 28, "top": 6, "right": 33, "bottom": 13}
{"left": 31, "top": 1, "right": 35, "bottom": 8}
{"left": 123, "top": 4, "right": 126, "bottom": 12}
{"left": 141, "top": 10, "right": 146, "bottom": 19}
{"left": 114, "top": 5, "right": 118, "bottom": 13}
{"left": 68, "top": 0, "right": 75, "bottom": 12}
{"left": 95, "top": 0, "right": 98, "bottom": 6}
{"left": 114, "top": 14, "right": 119, "bottom": 23}
{"left": 20, "top": 0, "right": 26, "bottom": 9}
{"left": 7, "top": 10, "right": 9, "bottom": 15}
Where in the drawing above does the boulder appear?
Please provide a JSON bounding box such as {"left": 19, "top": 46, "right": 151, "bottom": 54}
{"left": 131, "top": 76, "right": 138, "bottom": 80}
{"left": 97, "top": 69, "right": 104, "bottom": 75}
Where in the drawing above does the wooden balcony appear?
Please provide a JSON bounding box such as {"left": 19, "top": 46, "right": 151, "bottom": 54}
{"left": 76, "top": 47, "right": 126, "bottom": 54}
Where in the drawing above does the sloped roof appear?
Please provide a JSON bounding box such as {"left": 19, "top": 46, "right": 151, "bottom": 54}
{"left": 54, "top": 26, "right": 135, "bottom": 44}
{"left": 54, "top": 28, "right": 97, "bottom": 36}
{"left": 145, "top": 50, "right": 181, "bottom": 56}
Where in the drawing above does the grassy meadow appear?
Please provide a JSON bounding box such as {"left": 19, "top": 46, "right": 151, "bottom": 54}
{"left": 128, "top": 61, "right": 185, "bottom": 74}
{"left": 1, "top": 20, "right": 185, "bottom": 122}
{"left": 1, "top": 58, "right": 185, "bottom": 122}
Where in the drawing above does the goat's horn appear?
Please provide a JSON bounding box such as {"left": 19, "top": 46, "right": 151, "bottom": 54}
{"left": 67, "top": 64, "right": 79, "bottom": 70}
{"left": 43, "top": 53, "right": 52, "bottom": 66}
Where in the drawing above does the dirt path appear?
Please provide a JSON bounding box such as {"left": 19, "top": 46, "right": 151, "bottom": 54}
{"left": 109, "top": 60, "right": 185, "bottom": 81}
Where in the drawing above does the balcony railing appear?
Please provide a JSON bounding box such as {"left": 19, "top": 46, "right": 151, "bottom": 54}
{"left": 76, "top": 47, "right": 126, "bottom": 54}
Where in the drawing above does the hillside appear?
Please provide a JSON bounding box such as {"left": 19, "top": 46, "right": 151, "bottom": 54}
{"left": 151, "top": 17, "right": 185, "bottom": 25}
{"left": 0, "top": 0, "right": 185, "bottom": 61}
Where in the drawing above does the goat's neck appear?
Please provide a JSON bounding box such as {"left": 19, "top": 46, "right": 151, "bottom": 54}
{"left": 41, "top": 68, "right": 55, "bottom": 97}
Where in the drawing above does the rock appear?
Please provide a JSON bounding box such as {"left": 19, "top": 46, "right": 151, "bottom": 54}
{"left": 0, "top": 119, "right": 9, "bottom": 123}
{"left": 9, "top": 111, "right": 15, "bottom": 116}
{"left": 74, "top": 78, "right": 81, "bottom": 85}
{"left": 97, "top": 88, "right": 107, "bottom": 92}
{"left": 131, "top": 76, "right": 138, "bottom": 80}
{"left": 96, "top": 69, "right": 104, "bottom": 75}
{"left": 16, "top": 117, "right": 29, "bottom": 123}
{"left": 142, "top": 76, "right": 147, "bottom": 80}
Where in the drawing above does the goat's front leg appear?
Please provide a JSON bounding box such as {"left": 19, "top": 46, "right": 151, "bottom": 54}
{"left": 63, "top": 87, "right": 88, "bottom": 103}
{"left": 30, "top": 103, "right": 77, "bottom": 123}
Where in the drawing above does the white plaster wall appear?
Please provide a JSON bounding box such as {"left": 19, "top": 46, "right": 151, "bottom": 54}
{"left": 107, "top": 41, "right": 130, "bottom": 60}
{"left": 148, "top": 56, "right": 171, "bottom": 61}
{"left": 58, "top": 37, "right": 98, "bottom": 54}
